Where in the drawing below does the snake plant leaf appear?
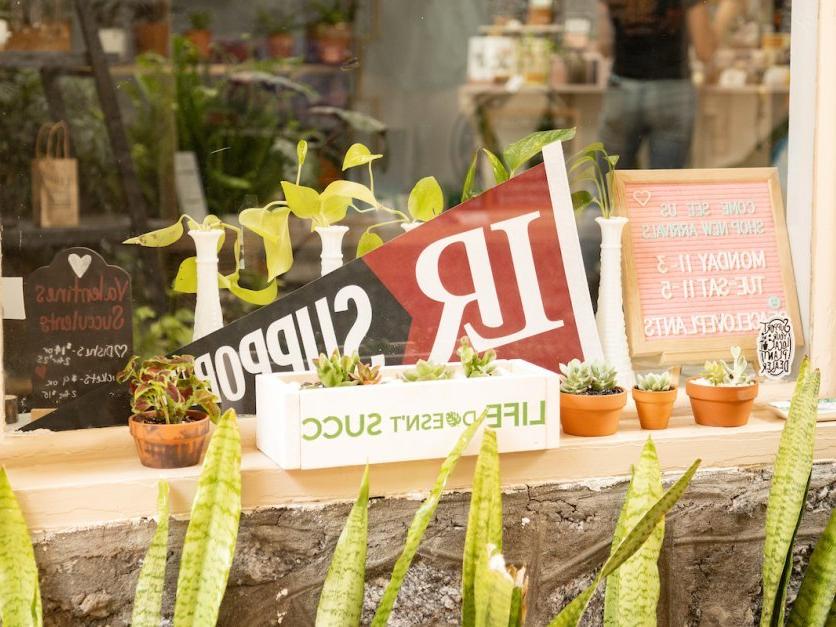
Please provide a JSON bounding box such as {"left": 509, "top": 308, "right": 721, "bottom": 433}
{"left": 481, "top": 149, "right": 509, "bottom": 186}
{"left": 324, "top": 180, "right": 378, "bottom": 208}
{"left": 462, "top": 428, "right": 502, "bottom": 627}
{"left": 238, "top": 206, "right": 294, "bottom": 280}
{"left": 761, "top": 360, "right": 820, "bottom": 627}
{"left": 549, "top": 458, "right": 701, "bottom": 627}
{"left": 787, "top": 509, "right": 836, "bottom": 627}
{"left": 124, "top": 214, "right": 192, "bottom": 246}
{"left": 173, "top": 408, "right": 242, "bottom": 627}
{"left": 342, "top": 143, "right": 383, "bottom": 170}
{"left": 370, "top": 411, "right": 487, "bottom": 627}
{"left": 315, "top": 466, "right": 369, "bottom": 627}
{"left": 408, "top": 176, "right": 444, "bottom": 222}
{"left": 479, "top": 547, "right": 514, "bottom": 627}
{"left": 357, "top": 231, "right": 384, "bottom": 257}
{"left": 461, "top": 150, "right": 479, "bottom": 202}
{"left": 131, "top": 481, "right": 171, "bottom": 627}
{"left": 604, "top": 438, "right": 665, "bottom": 627}
{"left": 503, "top": 128, "right": 576, "bottom": 175}
{"left": 0, "top": 467, "right": 42, "bottom": 627}
{"left": 282, "top": 181, "right": 322, "bottom": 220}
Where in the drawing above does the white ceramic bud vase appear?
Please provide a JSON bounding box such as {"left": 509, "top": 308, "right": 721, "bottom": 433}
{"left": 189, "top": 228, "right": 224, "bottom": 341}
{"left": 315, "top": 225, "right": 349, "bottom": 276}
{"left": 401, "top": 221, "right": 421, "bottom": 233}
{"left": 595, "top": 216, "right": 634, "bottom": 389}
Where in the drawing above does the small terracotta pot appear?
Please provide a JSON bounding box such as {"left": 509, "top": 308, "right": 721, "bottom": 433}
{"left": 134, "top": 20, "right": 169, "bottom": 56}
{"left": 560, "top": 390, "right": 626, "bottom": 436}
{"left": 266, "top": 32, "right": 294, "bottom": 58}
{"left": 185, "top": 29, "right": 212, "bottom": 58}
{"left": 632, "top": 387, "right": 677, "bottom": 430}
{"left": 686, "top": 378, "right": 759, "bottom": 427}
{"left": 129, "top": 410, "right": 210, "bottom": 468}
{"left": 314, "top": 23, "right": 352, "bottom": 64}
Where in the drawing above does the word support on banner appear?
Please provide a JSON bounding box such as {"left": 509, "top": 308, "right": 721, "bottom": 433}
{"left": 24, "top": 248, "right": 132, "bottom": 407}
{"left": 615, "top": 168, "right": 803, "bottom": 360}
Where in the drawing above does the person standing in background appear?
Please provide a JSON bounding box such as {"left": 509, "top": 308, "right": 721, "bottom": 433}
{"left": 597, "top": 0, "right": 742, "bottom": 169}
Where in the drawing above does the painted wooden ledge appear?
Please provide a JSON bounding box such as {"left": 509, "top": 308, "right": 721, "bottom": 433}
{"left": 2, "top": 382, "right": 834, "bottom": 531}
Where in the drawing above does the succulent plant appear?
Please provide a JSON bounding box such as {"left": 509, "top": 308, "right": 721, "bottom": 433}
{"left": 401, "top": 360, "right": 453, "bottom": 382}
{"left": 700, "top": 346, "right": 754, "bottom": 386}
{"left": 457, "top": 336, "right": 497, "bottom": 378}
{"left": 636, "top": 371, "right": 674, "bottom": 392}
{"left": 350, "top": 362, "right": 382, "bottom": 385}
{"left": 559, "top": 358, "right": 620, "bottom": 394}
{"left": 314, "top": 350, "right": 360, "bottom": 387}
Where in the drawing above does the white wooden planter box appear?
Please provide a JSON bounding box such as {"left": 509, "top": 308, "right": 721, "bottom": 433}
{"left": 256, "top": 359, "right": 559, "bottom": 470}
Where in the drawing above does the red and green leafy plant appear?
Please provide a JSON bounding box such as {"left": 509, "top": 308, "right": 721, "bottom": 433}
{"left": 117, "top": 355, "right": 221, "bottom": 424}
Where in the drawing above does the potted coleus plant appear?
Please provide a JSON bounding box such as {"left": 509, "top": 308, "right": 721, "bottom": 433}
{"left": 117, "top": 355, "right": 221, "bottom": 468}
{"left": 559, "top": 359, "right": 626, "bottom": 436}
{"left": 686, "top": 346, "right": 758, "bottom": 427}
{"left": 255, "top": 7, "right": 296, "bottom": 59}
{"left": 184, "top": 10, "right": 212, "bottom": 59}
{"left": 633, "top": 371, "right": 677, "bottom": 430}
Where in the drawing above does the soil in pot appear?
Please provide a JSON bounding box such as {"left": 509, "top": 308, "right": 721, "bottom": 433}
{"left": 129, "top": 409, "right": 210, "bottom": 468}
{"left": 560, "top": 388, "right": 626, "bottom": 436}
{"left": 632, "top": 387, "right": 677, "bottom": 430}
{"left": 686, "top": 378, "right": 759, "bottom": 427}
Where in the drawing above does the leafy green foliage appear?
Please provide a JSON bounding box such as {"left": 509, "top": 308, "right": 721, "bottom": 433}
{"left": 760, "top": 359, "right": 821, "bottom": 626}
{"left": 457, "top": 336, "right": 497, "bottom": 378}
{"left": 559, "top": 359, "right": 619, "bottom": 394}
{"left": 342, "top": 142, "right": 383, "bottom": 170}
{"left": 408, "top": 176, "right": 444, "bottom": 222}
{"left": 635, "top": 372, "right": 673, "bottom": 392}
{"left": 131, "top": 482, "right": 170, "bottom": 627}
{"left": 117, "top": 354, "right": 221, "bottom": 424}
{"left": 173, "top": 409, "right": 242, "bottom": 626}
{"left": 132, "top": 306, "right": 194, "bottom": 359}
{"left": 0, "top": 468, "right": 42, "bottom": 627}
{"left": 604, "top": 438, "right": 665, "bottom": 626}
{"left": 313, "top": 350, "right": 361, "bottom": 387}
{"left": 787, "top": 509, "right": 836, "bottom": 627}
{"left": 401, "top": 360, "right": 453, "bottom": 382}
{"left": 187, "top": 10, "right": 212, "bottom": 30}
{"left": 356, "top": 230, "right": 385, "bottom": 256}
{"left": 316, "top": 467, "right": 369, "bottom": 627}
{"left": 700, "top": 346, "right": 754, "bottom": 386}
{"left": 567, "top": 142, "right": 619, "bottom": 218}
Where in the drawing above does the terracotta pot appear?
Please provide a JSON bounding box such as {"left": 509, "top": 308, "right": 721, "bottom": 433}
{"left": 134, "top": 20, "right": 169, "bottom": 56}
{"left": 185, "top": 29, "right": 212, "bottom": 58}
{"left": 314, "top": 22, "right": 352, "bottom": 64}
{"left": 266, "top": 32, "right": 294, "bottom": 58}
{"left": 129, "top": 410, "right": 210, "bottom": 468}
{"left": 632, "top": 387, "right": 677, "bottom": 430}
{"left": 560, "top": 390, "right": 626, "bottom": 436}
{"left": 686, "top": 378, "right": 759, "bottom": 427}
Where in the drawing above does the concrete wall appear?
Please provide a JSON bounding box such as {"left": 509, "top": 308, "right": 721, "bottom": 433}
{"left": 35, "top": 461, "right": 835, "bottom": 626}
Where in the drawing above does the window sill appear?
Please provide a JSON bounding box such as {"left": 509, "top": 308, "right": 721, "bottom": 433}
{"left": 3, "top": 381, "right": 835, "bottom": 531}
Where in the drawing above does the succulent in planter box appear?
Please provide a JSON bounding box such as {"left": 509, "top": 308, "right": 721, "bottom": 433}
{"left": 457, "top": 336, "right": 497, "bottom": 378}
{"left": 312, "top": 350, "right": 361, "bottom": 387}
{"left": 633, "top": 371, "right": 677, "bottom": 430}
{"left": 686, "top": 346, "right": 759, "bottom": 427}
{"left": 401, "top": 360, "right": 453, "bottom": 382}
{"left": 559, "top": 358, "right": 626, "bottom": 436}
{"left": 117, "top": 354, "right": 220, "bottom": 468}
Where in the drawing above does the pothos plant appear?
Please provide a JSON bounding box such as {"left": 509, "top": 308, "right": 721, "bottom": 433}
{"left": 566, "top": 142, "right": 619, "bottom": 218}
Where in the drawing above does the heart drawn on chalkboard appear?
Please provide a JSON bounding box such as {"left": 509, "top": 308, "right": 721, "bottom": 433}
{"left": 68, "top": 253, "right": 92, "bottom": 279}
{"left": 114, "top": 344, "right": 129, "bottom": 358}
{"left": 632, "top": 190, "right": 652, "bottom": 207}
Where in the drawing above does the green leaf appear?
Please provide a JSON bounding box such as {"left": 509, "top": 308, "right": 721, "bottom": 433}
{"left": 549, "top": 458, "right": 701, "bottom": 627}
{"left": 0, "top": 467, "right": 42, "bottom": 627}
{"left": 309, "top": 106, "right": 388, "bottom": 133}
{"left": 462, "top": 428, "right": 502, "bottom": 627}
{"left": 370, "top": 411, "right": 487, "bottom": 627}
{"left": 225, "top": 274, "right": 278, "bottom": 306}
{"left": 787, "top": 508, "right": 836, "bottom": 626}
{"left": 461, "top": 151, "right": 479, "bottom": 202}
{"left": 357, "top": 231, "right": 384, "bottom": 257}
{"left": 482, "top": 149, "right": 509, "bottom": 185}
{"left": 323, "top": 180, "right": 378, "bottom": 207}
{"left": 481, "top": 547, "right": 515, "bottom": 627}
{"left": 315, "top": 466, "right": 369, "bottom": 627}
{"left": 503, "top": 128, "right": 576, "bottom": 175}
{"left": 761, "top": 360, "right": 821, "bottom": 626}
{"left": 408, "top": 176, "right": 444, "bottom": 222}
{"left": 319, "top": 194, "right": 351, "bottom": 228}
{"left": 124, "top": 215, "right": 189, "bottom": 247}
{"left": 604, "top": 438, "right": 664, "bottom": 627}
{"left": 282, "top": 181, "right": 322, "bottom": 220}
{"left": 342, "top": 143, "right": 382, "bottom": 170}
{"left": 297, "top": 139, "right": 308, "bottom": 170}
{"left": 131, "top": 481, "right": 170, "bottom": 627}
{"left": 239, "top": 206, "right": 294, "bottom": 280}
{"left": 172, "top": 256, "right": 198, "bottom": 293}
{"left": 571, "top": 191, "right": 593, "bottom": 212}
{"left": 173, "top": 409, "right": 242, "bottom": 627}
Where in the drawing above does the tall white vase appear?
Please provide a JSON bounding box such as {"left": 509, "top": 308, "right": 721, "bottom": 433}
{"left": 401, "top": 221, "right": 420, "bottom": 233}
{"left": 316, "top": 225, "right": 349, "bottom": 276}
{"left": 189, "top": 228, "right": 224, "bottom": 341}
{"left": 595, "top": 216, "right": 634, "bottom": 389}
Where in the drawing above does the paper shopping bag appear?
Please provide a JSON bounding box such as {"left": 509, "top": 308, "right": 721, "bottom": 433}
{"left": 32, "top": 121, "right": 79, "bottom": 228}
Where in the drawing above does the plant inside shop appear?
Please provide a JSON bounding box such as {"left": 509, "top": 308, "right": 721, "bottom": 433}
{"left": 686, "top": 345, "right": 759, "bottom": 427}
{"left": 309, "top": 0, "right": 356, "bottom": 64}
{"left": 117, "top": 354, "right": 221, "bottom": 468}
{"left": 633, "top": 370, "right": 677, "bottom": 430}
{"left": 255, "top": 6, "right": 297, "bottom": 59}
{"left": 457, "top": 336, "right": 497, "bottom": 378}
{"left": 558, "top": 358, "right": 626, "bottom": 437}
{"left": 184, "top": 10, "right": 213, "bottom": 58}
{"left": 401, "top": 359, "right": 454, "bottom": 382}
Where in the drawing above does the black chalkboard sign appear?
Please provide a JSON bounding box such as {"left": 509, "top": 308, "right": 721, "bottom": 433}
{"left": 25, "top": 248, "right": 132, "bottom": 407}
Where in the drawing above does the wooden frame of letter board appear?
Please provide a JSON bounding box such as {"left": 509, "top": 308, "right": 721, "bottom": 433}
{"left": 613, "top": 168, "right": 804, "bottom": 365}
